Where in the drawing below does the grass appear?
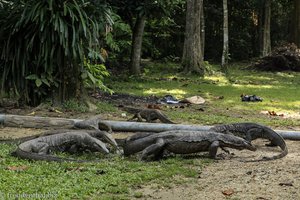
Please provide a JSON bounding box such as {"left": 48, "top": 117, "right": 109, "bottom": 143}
{"left": 106, "top": 62, "right": 300, "bottom": 127}
{"left": 0, "top": 144, "right": 210, "bottom": 199}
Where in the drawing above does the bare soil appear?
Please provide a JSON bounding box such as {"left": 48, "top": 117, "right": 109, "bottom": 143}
{"left": 134, "top": 139, "right": 300, "bottom": 200}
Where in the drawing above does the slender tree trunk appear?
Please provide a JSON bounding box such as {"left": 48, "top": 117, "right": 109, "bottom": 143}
{"left": 221, "top": 0, "right": 229, "bottom": 68}
{"left": 261, "top": 0, "right": 271, "bottom": 57}
{"left": 130, "top": 15, "right": 146, "bottom": 75}
{"left": 182, "top": 0, "right": 204, "bottom": 75}
{"left": 200, "top": 0, "right": 205, "bottom": 58}
{"left": 292, "top": 0, "right": 300, "bottom": 47}
{"left": 258, "top": 4, "right": 263, "bottom": 56}
{"left": 251, "top": 11, "right": 259, "bottom": 57}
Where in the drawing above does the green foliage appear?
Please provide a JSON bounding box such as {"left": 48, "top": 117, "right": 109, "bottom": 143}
{"left": 0, "top": 0, "right": 112, "bottom": 105}
{"left": 107, "top": 0, "right": 185, "bottom": 65}
{"left": 143, "top": 1, "right": 185, "bottom": 60}
{"left": 104, "top": 13, "right": 132, "bottom": 66}
{"left": 0, "top": 144, "right": 209, "bottom": 199}
{"left": 82, "top": 60, "right": 112, "bottom": 93}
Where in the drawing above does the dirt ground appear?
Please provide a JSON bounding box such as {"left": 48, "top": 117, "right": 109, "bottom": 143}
{"left": 0, "top": 127, "right": 299, "bottom": 200}
{"left": 134, "top": 139, "right": 300, "bottom": 200}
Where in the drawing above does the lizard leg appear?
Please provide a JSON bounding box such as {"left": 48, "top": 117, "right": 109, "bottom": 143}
{"left": 265, "top": 142, "right": 277, "bottom": 147}
{"left": 32, "top": 142, "right": 50, "bottom": 154}
{"left": 91, "top": 138, "right": 110, "bottom": 154}
{"left": 66, "top": 144, "right": 81, "bottom": 154}
{"left": 136, "top": 113, "right": 143, "bottom": 122}
{"left": 225, "top": 130, "right": 235, "bottom": 135}
{"left": 246, "top": 128, "right": 263, "bottom": 142}
{"left": 126, "top": 132, "right": 154, "bottom": 142}
{"left": 127, "top": 114, "right": 138, "bottom": 121}
{"left": 98, "top": 122, "right": 112, "bottom": 133}
{"left": 140, "top": 138, "right": 165, "bottom": 161}
{"left": 145, "top": 113, "right": 156, "bottom": 123}
{"left": 248, "top": 128, "right": 277, "bottom": 147}
{"left": 208, "top": 141, "right": 220, "bottom": 158}
{"left": 220, "top": 147, "right": 231, "bottom": 154}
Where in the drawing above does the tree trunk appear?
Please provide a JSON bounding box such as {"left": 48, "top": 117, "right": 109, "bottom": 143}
{"left": 258, "top": 4, "right": 263, "bottom": 57}
{"left": 221, "top": 0, "right": 229, "bottom": 68}
{"left": 200, "top": 0, "right": 205, "bottom": 58}
{"left": 1, "top": 114, "right": 300, "bottom": 140}
{"left": 130, "top": 15, "right": 146, "bottom": 75}
{"left": 251, "top": 10, "right": 259, "bottom": 57}
{"left": 292, "top": 0, "right": 300, "bottom": 47}
{"left": 52, "top": 61, "right": 81, "bottom": 106}
{"left": 261, "top": 0, "right": 271, "bottom": 57}
{"left": 182, "top": 0, "right": 204, "bottom": 75}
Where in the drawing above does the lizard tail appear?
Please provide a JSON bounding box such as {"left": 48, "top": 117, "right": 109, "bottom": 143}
{"left": 11, "top": 148, "right": 91, "bottom": 163}
{"left": 242, "top": 144, "right": 288, "bottom": 162}
{"left": 0, "top": 135, "right": 38, "bottom": 144}
{"left": 158, "top": 113, "right": 176, "bottom": 124}
{"left": 115, "top": 138, "right": 126, "bottom": 146}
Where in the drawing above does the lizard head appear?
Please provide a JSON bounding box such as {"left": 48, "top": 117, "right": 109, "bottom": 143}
{"left": 91, "top": 139, "right": 110, "bottom": 154}
{"left": 221, "top": 134, "right": 256, "bottom": 151}
{"left": 240, "top": 140, "right": 256, "bottom": 151}
{"left": 98, "top": 131, "right": 119, "bottom": 149}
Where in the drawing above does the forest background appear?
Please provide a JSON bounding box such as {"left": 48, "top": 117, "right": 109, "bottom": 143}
{"left": 0, "top": 0, "right": 299, "bottom": 106}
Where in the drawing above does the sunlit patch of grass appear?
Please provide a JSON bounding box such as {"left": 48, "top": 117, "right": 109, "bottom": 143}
{"left": 204, "top": 75, "right": 229, "bottom": 85}
{"left": 144, "top": 88, "right": 187, "bottom": 98}
{"left": 232, "top": 84, "right": 276, "bottom": 89}
{"left": 276, "top": 72, "right": 295, "bottom": 78}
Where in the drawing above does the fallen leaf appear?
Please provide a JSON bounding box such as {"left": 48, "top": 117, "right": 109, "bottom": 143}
{"left": 279, "top": 182, "right": 293, "bottom": 187}
{"left": 6, "top": 166, "right": 28, "bottom": 171}
{"left": 27, "top": 111, "right": 35, "bottom": 116}
{"left": 268, "top": 110, "right": 284, "bottom": 117}
{"left": 256, "top": 197, "right": 269, "bottom": 200}
{"left": 54, "top": 109, "right": 63, "bottom": 114}
{"left": 246, "top": 171, "right": 252, "bottom": 175}
{"left": 214, "top": 96, "right": 224, "bottom": 100}
{"left": 222, "top": 188, "right": 234, "bottom": 196}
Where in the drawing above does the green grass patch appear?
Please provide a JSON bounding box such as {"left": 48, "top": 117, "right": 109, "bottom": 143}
{"left": 0, "top": 144, "right": 210, "bottom": 199}
{"left": 96, "top": 101, "right": 118, "bottom": 113}
{"left": 107, "top": 62, "right": 300, "bottom": 127}
{"left": 63, "top": 99, "right": 89, "bottom": 113}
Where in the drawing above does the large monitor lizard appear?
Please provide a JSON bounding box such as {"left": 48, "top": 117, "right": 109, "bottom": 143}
{"left": 209, "top": 122, "right": 288, "bottom": 161}
{"left": 11, "top": 132, "right": 110, "bottom": 162}
{"left": 119, "top": 130, "right": 256, "bottom": 161}
{"left": 120, "top": 106, "right": 175, "bottom": 124}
